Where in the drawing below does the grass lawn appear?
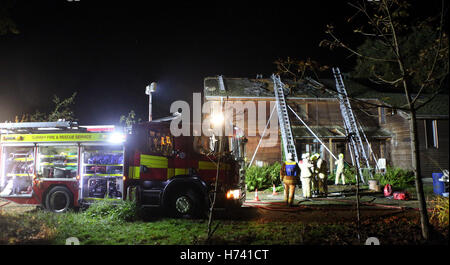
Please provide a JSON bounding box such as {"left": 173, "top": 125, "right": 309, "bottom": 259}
{"left": 1, "top": 206, "right": 447, "bottom": 245}
{"left": 0, "top": 183, "right": 447, "bottom": 245}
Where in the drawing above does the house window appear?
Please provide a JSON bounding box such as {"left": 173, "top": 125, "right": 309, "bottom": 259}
{"left": 425, "top": 120, "right": 438, "bottom": 148}
{"left": 297, "top": 139, "right": 321, "bottom": 158}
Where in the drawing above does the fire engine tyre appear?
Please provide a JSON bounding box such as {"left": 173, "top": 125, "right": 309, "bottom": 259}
{"left": 169, "top": 189, "right": 202, "bottom": 218}
{"left": 45, "top": 186, "right": 74, "bottom": 213}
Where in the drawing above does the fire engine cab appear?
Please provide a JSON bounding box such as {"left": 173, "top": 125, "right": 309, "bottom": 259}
{"left": 124, "top": 120, "right": 247, "bottom": 217}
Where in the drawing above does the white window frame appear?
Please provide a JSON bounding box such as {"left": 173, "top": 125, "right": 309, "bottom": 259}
{"left": 424, "top": 120, "right": 439, "bottom": 149}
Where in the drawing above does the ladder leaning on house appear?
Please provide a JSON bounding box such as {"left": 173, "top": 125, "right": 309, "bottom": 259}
{"left": 249, "top": 75, "right": 337, "bottom": 167}
{"left": 332, "top": 67, "right": 375, "bottom": 184}
{"left": 272, "top": 74, "right": 299, "bottom": 163}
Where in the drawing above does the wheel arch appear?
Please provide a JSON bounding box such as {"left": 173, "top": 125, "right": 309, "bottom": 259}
{"left": 161, "top": 176, "right": 209, "bottom": 209}
{"left": 43, "top": 184, "right": 74, "bottom": 210}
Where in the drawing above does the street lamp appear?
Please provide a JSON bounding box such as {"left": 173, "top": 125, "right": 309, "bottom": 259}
{"left": 145, "top": 82, "right": 157, "bottom": 121}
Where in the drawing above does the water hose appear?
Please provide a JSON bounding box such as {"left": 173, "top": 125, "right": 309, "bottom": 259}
{"left": 308, "top": 197, "right": 433, "bottom": 212}
{"left": 0, "top": 201, "right": 11, "bottom": 208}
{"left": 243, "top": 201, "right": 323, "bottom": 212}
{"left": 243, "top": 196, "right": 432, "bottom": 213}
{"left": 244, "top": 200, "right": 350, "bottom": 212}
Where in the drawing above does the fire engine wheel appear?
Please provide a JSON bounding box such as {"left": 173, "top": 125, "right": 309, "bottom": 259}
{"left": 45, "top": 186, "right": 73, "bottom": 213}
{"left": 170, "top": 190, "right": 201, "bottom": 218}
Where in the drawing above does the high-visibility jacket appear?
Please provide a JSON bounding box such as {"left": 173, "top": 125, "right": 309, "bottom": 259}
{"left": 335, "top": 157, "right": 344, "bottom": 171}
{"left": 316, "top": 158, "right": 328, "bottom": 174}
{"left": 280, "top": 160, "right": 300, "bottom": 184}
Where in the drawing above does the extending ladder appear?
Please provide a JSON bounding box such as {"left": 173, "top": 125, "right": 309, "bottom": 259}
{"left": 272, "top": 74, "right": 298, "bottom": 163}
{"left": 332, "top": 67, "right": 373, "bottom": 183}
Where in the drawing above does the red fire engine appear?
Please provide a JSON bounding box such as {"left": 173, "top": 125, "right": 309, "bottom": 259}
{"left": 0, "top": 120, "right": 246, "bottom": 216}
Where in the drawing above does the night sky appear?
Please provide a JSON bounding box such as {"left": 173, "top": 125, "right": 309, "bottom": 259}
{"left": 0, "top": 1, "right": 440, "bottom": 125}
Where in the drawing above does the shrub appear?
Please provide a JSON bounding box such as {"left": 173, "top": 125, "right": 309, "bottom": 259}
{"left": 328, "top": 165, "right": 414, "bottom": 188}
{"left": 245, "top": 162, "right": 283, "bottom": 191}
{"left": 375, "top": 166, "right": 415, "bottom": 189}
{"left": 245, "top": 166, "right": 271, "bottom": 191}
{"left": 268, "top": 162, "right": 282, "bottom": 186}
{"left": 343, "top": 167, "right": 358, "bottom": 184}
{"left": 85, "top": 200, "right": 137, "bottom": 222}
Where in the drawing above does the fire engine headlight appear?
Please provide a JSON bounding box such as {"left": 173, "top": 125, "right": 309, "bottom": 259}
{"left": 226, "top": 189, "right": 240, "bottom": 200}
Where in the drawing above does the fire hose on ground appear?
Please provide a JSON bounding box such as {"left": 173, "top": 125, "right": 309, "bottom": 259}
{"left": 243, "top": 200, "right": 324, "bottom": 212}
{"left": 243, "top": 197, "right": 432, "bottom": 213}
{"left": 0, "top": 201, "right": 11, "bottom": 208}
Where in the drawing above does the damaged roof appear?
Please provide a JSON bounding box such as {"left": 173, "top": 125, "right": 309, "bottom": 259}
{"left": 203, "top": 76, "right": 333, "bottom": 98}
{"left": 204, "top": 76, "right": 448, "bottom": 116}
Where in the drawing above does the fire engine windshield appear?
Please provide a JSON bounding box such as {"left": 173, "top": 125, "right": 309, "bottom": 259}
{"left": 229, "top": 136, "right": 246, "bottom": 160}
{"left": 203, "top": 126, "right": 246, "bottom": 160}
{"left": 0, "top": 146, "right": 34, "bottom": 196}
{"left": 37, "top": 146, "right": 78, "bottom": 179}
{"left": 195, "top": 133, "right": 245, "bottom": 160}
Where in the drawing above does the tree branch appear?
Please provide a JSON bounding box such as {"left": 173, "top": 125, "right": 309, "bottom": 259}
{"left": 348, "top": 1, "right": 399, "bottom": 57}
{"left": 372, "top": 69, "right": 403, "bottom": 85}
{"left": 325, "top": 31, "right": 396, "bottom": 62}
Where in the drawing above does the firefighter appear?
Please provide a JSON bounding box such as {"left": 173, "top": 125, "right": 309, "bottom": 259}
{"left": 335, "top": 153, "right": 346, "bottom": 185}
{"left": 299, "top": 153, "right": 314, "bottom": 198}
{"left": 315, "top": 154, "right": 328, "bottom": 196}
{"left": 310, "top": 153, "right": 320, "bottom": 196}
{"left": 280, "top": 153, "right": 300, "bottom": 206}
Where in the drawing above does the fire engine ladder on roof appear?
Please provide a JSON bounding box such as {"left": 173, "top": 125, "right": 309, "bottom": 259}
{"left": 0, "top": 121, "right": 76, "bottom": 129}
{"left": 272, "top": 74, "right": 298, "bottom": 163}
{"left": 332, "top": 67, "right": 375, "bottom": 184}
